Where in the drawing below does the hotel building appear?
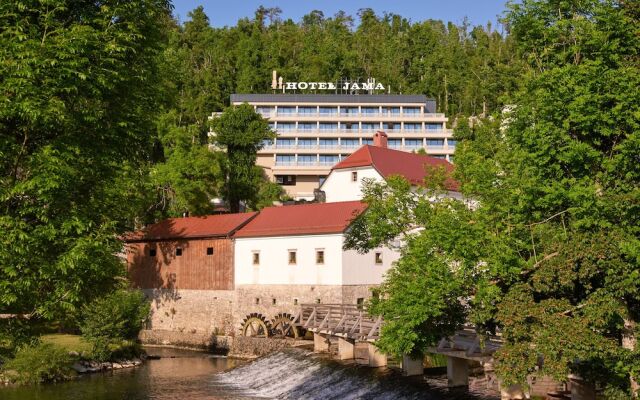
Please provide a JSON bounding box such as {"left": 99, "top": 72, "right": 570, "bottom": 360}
{"left": 222, "top": 93, "right": 456, "bottom": 200}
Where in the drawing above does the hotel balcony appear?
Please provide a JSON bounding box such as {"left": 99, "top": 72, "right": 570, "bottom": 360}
{"left": 260, "top": 111, "right": 447, "bottom": 121}
{"left": 271, "top": 129, "right": 453, "bottom": 137}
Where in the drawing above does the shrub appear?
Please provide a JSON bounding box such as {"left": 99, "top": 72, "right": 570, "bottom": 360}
{"left": 4, "top": 342, "right": 74, "bottom": 384}
{"left": 80, "top": 289, "right": 149, "bottom": 360}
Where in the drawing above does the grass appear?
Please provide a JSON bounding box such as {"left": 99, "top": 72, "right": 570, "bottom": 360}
{"left": 41, "top": 334, "right": 91, "bottom": 353}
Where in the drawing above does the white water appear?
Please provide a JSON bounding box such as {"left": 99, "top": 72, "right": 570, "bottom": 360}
{"left": 211, "top": 349, "right": 465, "bottom": 400}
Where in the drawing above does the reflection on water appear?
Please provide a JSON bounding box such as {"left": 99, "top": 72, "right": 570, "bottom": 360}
{"left": 1, "top": 347, "right": 496, "bottom": 400}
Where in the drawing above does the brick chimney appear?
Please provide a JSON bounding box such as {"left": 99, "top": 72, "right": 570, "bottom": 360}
{"left": 373, "top": 131, "right": 388, "bottom": 148}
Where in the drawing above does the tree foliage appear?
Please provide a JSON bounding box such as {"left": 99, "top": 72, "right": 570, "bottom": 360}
{"left": 346, "top": 0, "right": 640, "bottom": 395}
{"left": 0, "top": 0, "right": 172, "bottom": 327}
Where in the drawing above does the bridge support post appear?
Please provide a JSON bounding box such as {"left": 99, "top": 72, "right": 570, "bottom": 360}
{"left": 313, "top": 332, "right": 330, "bottom": 353}
{"left": 338, "top": 338, "right": 355, "bottom": 360}
{"left": 447, "top": 356, "right": 469, "bottom": 387}
{"left": 401, "top": 354, "right": 424, "bottom": 376}
{"left": 367, "top": 343, "right": 387, "bottom": 367}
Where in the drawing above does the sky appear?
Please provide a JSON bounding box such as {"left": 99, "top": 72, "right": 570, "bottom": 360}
{"left": 172, "top": 0, "right": 511, "bottom": 29}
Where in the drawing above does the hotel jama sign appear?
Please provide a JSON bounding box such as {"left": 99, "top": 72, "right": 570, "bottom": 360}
{"left": 271, "top": 71, "right": 385, "bottom": 93}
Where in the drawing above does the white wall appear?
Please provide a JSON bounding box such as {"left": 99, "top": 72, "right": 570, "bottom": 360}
{"left": 234, "top": 234, "right": 401, "bottom": 286}
{"left": 321, "top": 167, "right": 383, "bottom": 202}
{"left": 341, "top": 242, "right": 400, "bottom": 285}
{"left": 235, "top": 234, "right": 345, "bottom": 285}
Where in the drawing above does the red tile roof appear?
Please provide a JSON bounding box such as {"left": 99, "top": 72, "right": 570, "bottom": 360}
{"left": 332, "top": 145, "right": 460, "bottom": 191}
{"left": 234, "top": 201, "right": 367, "bottom": 238}
{"left": 124, "top": 212, "right": 258, "bottom": 242}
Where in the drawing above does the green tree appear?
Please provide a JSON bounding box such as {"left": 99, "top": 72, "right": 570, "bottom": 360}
{"left": 0, "top": 0, "right": 172, "bottom": 340}
{"left": 346, "top": 0, "right": 640, "bottom": 395}
{"left": 210, "top": 104, "right": 275, "bottom": 212}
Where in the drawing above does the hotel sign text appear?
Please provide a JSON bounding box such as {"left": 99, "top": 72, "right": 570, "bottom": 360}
{"left": 283, "top": 81, "right": 385, "bottom": 91}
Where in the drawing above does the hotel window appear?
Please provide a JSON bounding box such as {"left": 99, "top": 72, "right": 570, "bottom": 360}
{"left": 388, "top": 139, "right": 402, "bottom": 149}
{"left": 384, "top": 122, "right": 401, "bottom": 131}
{"left": 275, "top": 155, "right": 295, "bottom": 166}
{"left": 426, "top": 123, "right": 443, "bottom": 131}
{"left": 340, "top": 107, "right": 358, "bottom": 116}
{"left": 351, "top": 171, "right": 358, "bottom": 182}
{"left": 361, "top": 123, "right": 377, "bottom": 132}
{"left": 316, "top": 250, "right": 325, "bottom": 265}
{"left": 206, "top": 247, "right": 214, "bottom": 255}
{"left": 261, "top": 139, "right": 274, "bottom": 148}
{"left": 252, "top": 252, "right": 260, "bottom": 265}
{"left": 403, "top": 107, "right": 420, "bottom": 115}
{"left": 277, "top": 123, "right": 295, "bottom": 132}
{"left": 405, "top": 139, "right": 422, "bottom": 149}
{"left": 404, "top": 123, "right": 421, "bottom": 131}
{"left": 288, "top": 250, "right": 297, "bottom": 265}
{"left": 432, "top": 155, "right": 446, "bottom": 159}
{"left": 319, "top": 106, "right": 337, "bottom": 115}
{"left": 340, "top": 122, "right": 358, "bottom": 132}
{"left": 362, "top": 138, "right": 373, "bottom": 145}
{"left": 382, "top": 107, "right": 400, "bottom": 115}
{"left": 149, "top": 248, "right": 157, "bottom": 257}
{"left": 319, "top": 176, "right": 327, "bottom": 185}
{"left": 427, "top": 139, "right": 445, "bottom": 148}
{"left": 277, "top": 106, "right": 295, "bottom": 115}
{"left": 319, "top": 138, "right": 338, "bottom": 148}
{"left": 176, "top": 248, "right": 183, "bottom": 257}
{"left": 448, "top": 140, "right": 458, "bottom": 148}
{"left": 298, "top": 138, "right": 316, "bottom": 148}
{"left": 275, "top": 138, "right": 295, "bottom": 148}
{"left": 298, "top": 106, "right": 316, "bottom": 115}
{"left": 342, "top": 138, "right": 359, "bottom": 148}
{"left": 319, "top": 122, "right": 338, "bottom": 132}
{"left": 361, "top": 107, "right": 377, "bottom": 115}
{"left": 297, "top": 155, "right": 316, "bottom": 166}
{"left": 268, "top": 122, "right": 276, "bottom": 130}
{"left": 298, "top": 123, "right": 315, "bottom": 132}
{"left": 275, "top": 175, "right": 296, "bottom": 185}
{"left": 319, "top": 154, "right": 339, "bottom": 166}
{"left": 375, "top": 252, "right": 383, "bottom": 264}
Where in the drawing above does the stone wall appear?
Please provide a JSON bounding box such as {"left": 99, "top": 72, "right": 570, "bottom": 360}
{"left": 139, "top": 329, "right": 232, "bottom": 352}
{"left": 143, "top": 288, "right": 235, "bottom": 336}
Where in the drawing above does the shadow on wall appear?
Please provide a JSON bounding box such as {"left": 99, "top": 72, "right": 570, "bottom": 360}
{"left": 125, "top": 221, "right": 191, "bottom": 329}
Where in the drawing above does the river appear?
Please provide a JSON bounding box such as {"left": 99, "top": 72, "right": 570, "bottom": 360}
{"left": 1, "top": 347, "right": 498, "bottom": 400}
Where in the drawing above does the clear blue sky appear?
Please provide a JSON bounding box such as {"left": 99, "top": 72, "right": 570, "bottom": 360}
{"left": 172, "top": 0, "right": 511, "bottom": 29}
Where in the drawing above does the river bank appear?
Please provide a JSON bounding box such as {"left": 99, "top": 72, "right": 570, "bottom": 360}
{"left": 1, "top": 346, "right": 499, "bottom": 400}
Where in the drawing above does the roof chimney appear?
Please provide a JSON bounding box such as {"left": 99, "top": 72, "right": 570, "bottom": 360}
{"left": 373, "top": 131, "right": 388, "bottom": 148}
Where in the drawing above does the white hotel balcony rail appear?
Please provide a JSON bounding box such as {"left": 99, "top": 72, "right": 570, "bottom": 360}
{"left": 261, "top": 111, "right": 446, "bottom": 118}
{"left": 272, "top": 128, "right": 450, "bottom": 135}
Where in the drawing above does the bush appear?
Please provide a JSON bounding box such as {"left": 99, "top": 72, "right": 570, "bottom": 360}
{"left": 80, "top": 289, "right": 149, "bottom": 360}
{"left": 4, "top": 342, "right": 74, "bottom": 384}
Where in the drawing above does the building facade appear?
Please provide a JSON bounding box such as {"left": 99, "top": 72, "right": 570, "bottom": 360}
{"left": 226, "top": 93, "right": 456, "bottom": 200}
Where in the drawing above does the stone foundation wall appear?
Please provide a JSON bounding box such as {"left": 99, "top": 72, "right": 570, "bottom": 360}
{"left": 143, "top": 289, "right": 235, "bottom": 336}
{"left": 140, "top": 285, "right": 378, "bottom": 344}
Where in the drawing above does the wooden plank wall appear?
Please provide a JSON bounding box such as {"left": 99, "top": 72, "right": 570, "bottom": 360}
{"left": 126, "top": 238, "right": 234, "bottom": 290}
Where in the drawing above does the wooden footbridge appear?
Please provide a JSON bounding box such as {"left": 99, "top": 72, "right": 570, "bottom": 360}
{"left": 291, "top": 303, "right": 382, "bottom": 341}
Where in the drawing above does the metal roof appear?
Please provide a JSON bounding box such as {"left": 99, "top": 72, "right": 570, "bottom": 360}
{"left": 231, "top": 94, "right": 437, "bottom": 113}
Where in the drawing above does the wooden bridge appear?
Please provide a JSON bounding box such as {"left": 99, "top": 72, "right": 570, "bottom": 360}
{"left": 292, "top": 303, "right": 382, "bottom": 341}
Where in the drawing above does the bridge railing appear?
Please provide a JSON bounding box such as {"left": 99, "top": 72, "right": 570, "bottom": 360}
{"left": 293, "top": 303, "right": 382, "bottom": 341}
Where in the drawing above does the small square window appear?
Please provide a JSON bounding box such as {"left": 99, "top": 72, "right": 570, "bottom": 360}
{"left": 374, "top": 252, "right": 383, "bottom": 264}
{"left": 254, "top": 298, "right": 260, "bottom": 305}
{"left": 293, "top": 298, "right": 299, "bottom": 305}
{"left": 149, "top": 248, "right": 157, "bottom": 257}
{"left": 206, "top": 247, "right": 214, "bottom": 255}
{"left": 357, "top": 298, "right": 365, "bottom": 309}
{"left": 316, "top": 250, "right": 325, "bottom": 265}
{"left": 288, "top": 250, "right": 297, "bottom": 265}
{"left": 351, "top": 171, "right": 358, "bottom": 182}
{"left": 272, "top": 298, "right": 277, "bottom": 305}
{"left": 252, "top": 252, "right": 260, "bottom": 265}
{"left": 316, "top": 298, "right": 321, "bottom": 304}
{"left": 176, "top": 248, "right": 183, "bottom": 257}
